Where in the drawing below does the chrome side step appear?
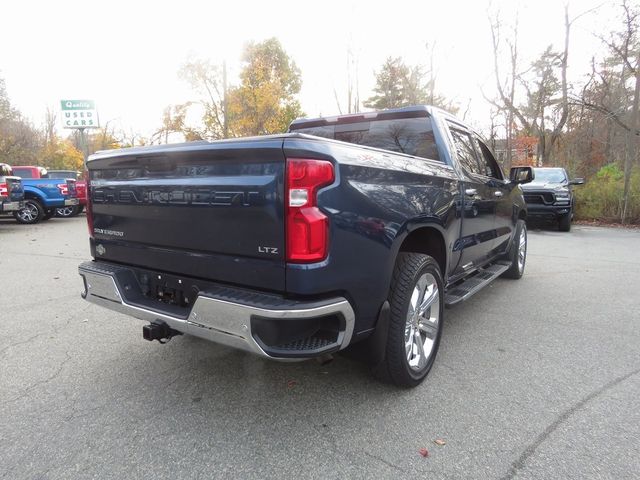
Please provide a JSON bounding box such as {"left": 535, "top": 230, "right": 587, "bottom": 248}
{"left": 444, "top": 262, "right": 510, "bottom": 307}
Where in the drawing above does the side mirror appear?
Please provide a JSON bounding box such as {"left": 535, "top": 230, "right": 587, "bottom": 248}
{"left": 569, "top": 178, "right": 585, "bottom": 185}
{"left": 510, "top": 166, "right": 534, "bottom": 185}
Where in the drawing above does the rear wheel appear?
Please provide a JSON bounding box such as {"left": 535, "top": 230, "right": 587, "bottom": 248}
{"left": 502, "top": 219, "right": 527, "bottom": 279}
{"left": 55, "top": 205, "right": 80, "bottom": 218}
{"left": 558, "top": 213, "right": 571, "bottom": 232}
{"left": 14, "top": 199, "right": 44, "bottom": 224}
{"left": 374, "top": 253, "right": 444, "bottom": 388}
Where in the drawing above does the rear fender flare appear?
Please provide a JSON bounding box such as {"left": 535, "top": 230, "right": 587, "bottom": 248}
{"left": 22, "top": 187, "right": 46, "bottom": 206}
{"left": 386, "top": 219, "right": 449, "bottom": 288}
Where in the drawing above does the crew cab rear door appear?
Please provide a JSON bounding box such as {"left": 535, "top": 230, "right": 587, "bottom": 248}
{"left": 473, "top": 137, "right": 513, "bottom": 254}
{"left": 449, "top": 127, "right": 499, "bottom": 275}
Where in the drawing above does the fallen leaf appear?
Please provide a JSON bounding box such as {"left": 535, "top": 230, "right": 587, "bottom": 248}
{"left": 287, "top": 380, "right": 298, "bottom": 388}
{"left": 82, "top": 319, "right": 89, "bottom": 323}
{"left": 419, "top": 448, "right": 429, "bottom": 457}
{"left": 434, "top": 439, "right": 446, "bottom": 446}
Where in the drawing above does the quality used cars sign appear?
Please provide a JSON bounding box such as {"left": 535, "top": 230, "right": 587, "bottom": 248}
{"left": 60, "top": 99, "right": 100, "bottom": 129}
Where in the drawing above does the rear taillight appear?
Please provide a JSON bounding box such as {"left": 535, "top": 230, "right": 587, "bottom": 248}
{"left": 57, "top": 183, "right": 68, "bottom": 195}
{"left": 0, "top": 183, "right": 7, "bottom": 197}
{"left": 285, "top": 158, "right": 334, "bottom": 263}
{"left": 85, "top": 171, "right": 93, "bottom": 237}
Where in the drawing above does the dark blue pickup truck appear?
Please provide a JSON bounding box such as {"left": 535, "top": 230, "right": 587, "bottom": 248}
{"left": 0, "top": 163, "right": 24, "bottom": 215}
{"left": 78, "top": 106, "right": 534, "bottom": 387}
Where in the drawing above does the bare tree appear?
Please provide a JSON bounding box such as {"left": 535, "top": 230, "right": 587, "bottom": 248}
{"left": 487, "top": 12, "right": 520, "bottom": 169}
{"left": 44, "top": 106, "right": 57, "bottom": 148}
{"left": 334, "top": 40, "right": 361, "bottom": 114}
{"left": 346, "top": 43, "right": 360, "bottom": 114}
{"left": 180, "top": 58, "right": 229, "bottom": 139}
{"left": 120, "top": 128, "right": 146, "bottom": 148}
{"left": 489, "top": 7, "right": 571, "bottom": 167}
{"left": 149, "top": 104, "right": 195, "bottom": 144}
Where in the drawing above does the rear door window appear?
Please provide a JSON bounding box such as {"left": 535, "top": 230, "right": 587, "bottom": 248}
{"left": 474, "top": 138, "right": 503, "bottom": 180}
{"left": 450, "top": 129, "right": 482, "bottom": 176}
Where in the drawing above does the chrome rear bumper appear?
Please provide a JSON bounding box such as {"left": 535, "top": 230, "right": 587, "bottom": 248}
{"left": 78, "top": 261, "right": 355, "bottom": 359}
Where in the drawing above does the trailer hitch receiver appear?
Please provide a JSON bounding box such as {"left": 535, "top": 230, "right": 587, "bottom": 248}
{"left": 142, "top": 320, "right": 183, "bottom": 344}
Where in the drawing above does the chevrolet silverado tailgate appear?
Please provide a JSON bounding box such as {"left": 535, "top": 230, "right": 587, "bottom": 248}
{"left": 87, "top": 138, "right": 286, "bottom": 291}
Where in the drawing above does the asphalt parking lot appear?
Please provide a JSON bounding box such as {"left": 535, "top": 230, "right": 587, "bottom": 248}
{"left": 1, "top": 216, "right": 639, "bottom": 479}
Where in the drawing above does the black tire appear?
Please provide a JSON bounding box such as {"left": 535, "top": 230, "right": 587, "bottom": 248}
{"left": 13, "top": 199, "right": 44, "bottom": 224}
{"left": 77, "top": 204, "right": 84, "bottom": 214}
{"left": 502, "top": 219, "right": 527, "bottom": 279}
{"left": 55, "top": 205, "right": 80, "bottom": 218}
{"left": 558, "top": 213, "right": 571, "bottom": 232}
{"left": 374, "top": 253, "right": 444, "bottom": 388}
{"left": 42, "top": 208, "right": 56, "bottom": 221}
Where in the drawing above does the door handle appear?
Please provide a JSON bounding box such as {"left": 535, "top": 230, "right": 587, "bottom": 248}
{"left": 465, "top": 188, "right": 477, "bottom": 197}
{"left": 494, "top": 191, "right": 504, "bottom": 197}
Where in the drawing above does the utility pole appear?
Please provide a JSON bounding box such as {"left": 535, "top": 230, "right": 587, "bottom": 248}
{"left": 79, "top": 127, "right": 89, "bottom": 168}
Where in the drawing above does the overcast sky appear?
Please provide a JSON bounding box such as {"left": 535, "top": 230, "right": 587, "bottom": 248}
{"left": 0, "top": 0, "right": 621, "bottom": 138}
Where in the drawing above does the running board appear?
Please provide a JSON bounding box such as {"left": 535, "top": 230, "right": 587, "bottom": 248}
{"left": 445, "top": 262, "right": 510, "bottom": 307}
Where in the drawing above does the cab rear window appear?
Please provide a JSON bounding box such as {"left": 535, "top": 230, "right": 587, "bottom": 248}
{"left": 291, "top": 117, "right": 441, "bottom": 162}
{"left": 12, "top": 168, "right": 33, "bottom": 178}
{"left": 46, "top": 171, "right": 78, "bottom": 179}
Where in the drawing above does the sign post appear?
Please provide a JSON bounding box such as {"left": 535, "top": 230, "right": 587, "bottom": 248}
{"left": 60, "top": 99, "right": 100, "bottom": 165}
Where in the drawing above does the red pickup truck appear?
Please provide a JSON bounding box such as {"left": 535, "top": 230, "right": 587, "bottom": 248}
{"left": 12, "top": 166, "right": 87, "bottom": 217}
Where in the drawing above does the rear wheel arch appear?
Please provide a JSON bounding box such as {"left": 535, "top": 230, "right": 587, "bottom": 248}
{"left": 23, "top": 190, "right": 46, "bottom": 205}
{"left": 396, "top": 226, "right": 447, "bottom": 278}
{"left": 518, "top": 208, "right": 527, "bottom": 221}
{"left": 377, "top": 225, "right": 448, "bottom": 333}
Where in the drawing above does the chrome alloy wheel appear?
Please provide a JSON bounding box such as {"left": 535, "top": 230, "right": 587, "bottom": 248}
{"left": 404, "top": 272, "right": 440, "bottom": 371}
{"left": 17, "top": 202, "right": 39, "bottom": 222}
{"left": 517, "top": 224, "right": 527, "bottom": 273}
{"left": 56, "top": 206, "right": 74, "bottom": 217}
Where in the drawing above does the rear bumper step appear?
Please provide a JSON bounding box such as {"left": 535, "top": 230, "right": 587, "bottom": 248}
{"left": 78, "top": 261, "right": 355, "bottom": 359}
